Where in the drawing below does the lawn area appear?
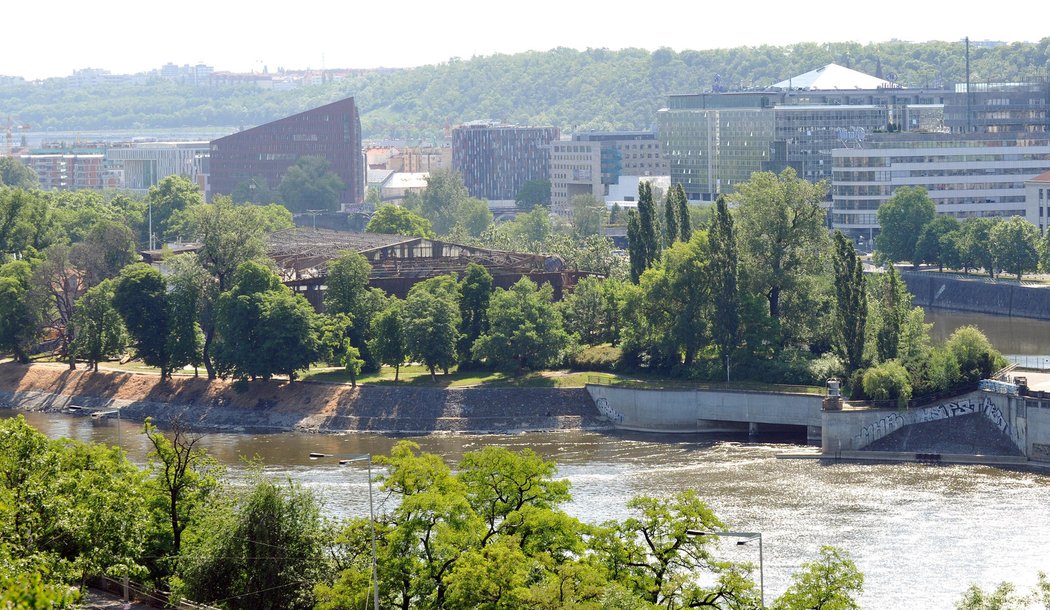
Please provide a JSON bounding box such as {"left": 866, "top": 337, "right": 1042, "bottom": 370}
{"left": 32, "top": 355, "right": 822, "bottom": 394}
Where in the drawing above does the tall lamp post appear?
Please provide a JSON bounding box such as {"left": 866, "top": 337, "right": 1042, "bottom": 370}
{"left": 309, "top": 452, "right": 380, "bottom": 610}
{"left": 686, "top": 530, "right": 763, "bottom": 609}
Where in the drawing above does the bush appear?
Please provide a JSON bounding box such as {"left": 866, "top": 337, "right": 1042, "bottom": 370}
{"left": 847, "top": 369, "right": 869, "bottom": 400}
{"left": 862, "top": 361, "right": 912, "bottom": 402}
{"left": 945, "top": 326, "right": 1006, "bottom": 383}
{"left": 568, "top": 344, "right": 621, "bottom": 372}
{"left": 808, "top": 353, "right": 845, "bottom": 386}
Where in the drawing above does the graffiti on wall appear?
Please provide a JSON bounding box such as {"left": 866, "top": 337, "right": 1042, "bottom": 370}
{"left": 853, "top": 395, "right": 1022, "bottom": 450}
{"left": 594, "top": 397, "right": 623, "bottom": 424}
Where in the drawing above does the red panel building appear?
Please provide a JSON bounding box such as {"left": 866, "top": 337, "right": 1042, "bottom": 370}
{"left": 209, "top": 97, "right": 364, "bottom": 205}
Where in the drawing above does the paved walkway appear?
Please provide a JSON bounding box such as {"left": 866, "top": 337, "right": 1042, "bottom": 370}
{"left": 80, "top": 588, "right": 152, "bottom": 609}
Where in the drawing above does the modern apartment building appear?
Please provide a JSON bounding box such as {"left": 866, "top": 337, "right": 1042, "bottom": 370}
{"left": 20, "top": 150, "right": 122, "bottom": 191}
{"left": 831, "top": 133, "right": 1050, "bottom": 239}
{"left": 105, "top": 141, "right": 210, "bottom": 191}
{"left": 452, "top": 122, "right": 559, "bottom": 201}
{"left": 658, "top": 64, "right": 948, "bottom": 201}
{"left": 209, "top": 97, "right": 365, "bottom": 205}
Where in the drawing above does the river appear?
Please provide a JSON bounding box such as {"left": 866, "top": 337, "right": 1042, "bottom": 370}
{"left": 7, "top": 310, "right": 1050, "bottom": 607}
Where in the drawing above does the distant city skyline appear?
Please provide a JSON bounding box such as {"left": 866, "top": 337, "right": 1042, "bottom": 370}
{"left": 3, "top": 0, "right": 1046, "bottom": 80}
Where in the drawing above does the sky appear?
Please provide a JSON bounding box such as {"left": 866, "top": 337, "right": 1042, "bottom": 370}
{"left": 2, "top": 0, "right": 1046, "bottom": 80}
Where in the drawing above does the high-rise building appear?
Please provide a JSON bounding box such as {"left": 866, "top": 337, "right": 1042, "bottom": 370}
{"left": 658, "top": 64, "right": 948, "bottom": 201}
{"left": 209, "top": 97, "right": 364, "bottom": 205}
{"left": 452, "top": 122, "right": 559, "bottom": 201}
{"left": 831, "top": 133, "right": 1050, "bottom": 240}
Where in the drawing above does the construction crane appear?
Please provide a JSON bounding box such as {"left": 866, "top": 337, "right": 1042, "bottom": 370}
{"left": 4, "top": 115, "right": 31, "bottom": 156}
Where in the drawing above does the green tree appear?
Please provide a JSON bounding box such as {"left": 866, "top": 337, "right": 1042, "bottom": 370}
{"left": 278, "top": 155, "right": 346, "bottom": 213}
{"left": 990, "top": 215, "right": 1040, "bottom": 280}
{"left": 365, "top": 204, "right": 436, "bottom": 238}
{"left": 473, "top": 277, "right": 571, "bottom": 371}
{"left": 875, "top": 186, "right": 936, "bottom": 266}
{"left": 319, "top": 313, "right": 364, "bottom": 387}
{"left": 772, "top": 546, "right": 864, "bottom": 610}
{"left": 675, "top": 183, "right": 692, "bottom": 242}
{"left": 214, "top": 261, "right": 320, "bottom": 381}
{"left": 945, "top": 325, "right": 1006, "bottom": 383}
{"left": 455, "top": 197, "right": 493, "bottom": 237}
{"left": 145, "top": 175, "right": 203, "bottom": 242}
{"left": 832, "top": 232, "right": 867, "bottom": 374}
{"left": 30, "top": 244, "right": 86, "bottom": 369}
{"left": 710, "top": 195, "right": 740, "bottom": 379}
{"left": 458, "top": 263, "right": 493, "bottom": 367}
{"left": 733, "top": 168, "right": 827, "bottom": 320}
{"left": 70, "top": 279, "right": 126, "bottom": 371}
{"left": 113, "top": 263, "right": 173, "bottom": 379}
{"left": 871, "top": 266, "right": 910, "bottom": 363}
{"left": 959, "top": 217, "right": 1000, "bottom": 277}
{"left": 515, "top": 179, "right": 551, "bottom": 211}
{"left": 561, "top": 275, "right": 619, "bottom": 346}
{"left": 167, "top": 258, "right": 206, "bottom": 377}
{"left": 230, "top": 176, "right": 281, "bottom": 205}
{"left": 663, "top": 185, "right": 682, "bottom": 245}
{"left": 180, "top": 477, "right": 329, "bottom": 610}
{"left": 0, "top": 260, "right": 41, "bottom": 363}
{"left": 637, "top": 181, "right": 661, "bottom": 270}
{"left": 570, "top": 194, "right": 607, "bottom": 239}
{"left": 404, "top": 275, "right": 461, "bottom": 380}
{"left": 370, "top": 298, "right": 408, "bottom": 380}
{"left": 143, "top": 417, "right": 222, "bottom": 574}
{"left": 913, "top": 215, "right": 961, "bottom": 271}
{"left": 0, "top": 156, "right": 39, "bottom": 189}
{"left": 0, "top": 189, "right": 54, "bottom": 261}
{"left": 626, "top": 210, "right": 646, "bottom": 283}
{"left": 862, "top": 360, "right": 912, "bottom": 402}
{"left": 69, "top": 219, "right": 137, "bottom": 287}
{"left": 324, "top": 250, "right": 385, "bottom": 371}
{"left": 507, "top": 207, "right": 553, "bottom": 246}
{"left": 423, "top": 169, "right": 470, "bottom": 234}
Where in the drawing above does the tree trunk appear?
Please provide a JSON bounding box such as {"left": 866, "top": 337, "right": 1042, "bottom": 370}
{"left": 768, "top": 285, "right": 781, "bottom": 318}
{"left": 203, "top": 326, "right": 216, "bottom": 379}
{"left": 429, "top": 366, "right": 437, "bottom": 382}
{"left": 394, "top": 364, "right": 400, "bottom": 382}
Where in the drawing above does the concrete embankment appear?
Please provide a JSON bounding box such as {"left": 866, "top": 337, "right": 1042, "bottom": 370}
{"left": 902, "top": 270, "right": 1050, "bottom": 320}
{"left": 0, "top": 364, "right": 608, "bottom": 434}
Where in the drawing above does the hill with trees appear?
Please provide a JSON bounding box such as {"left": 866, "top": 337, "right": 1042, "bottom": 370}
{"left": 3, "top": 39, "right": 1049, "bottom": 139}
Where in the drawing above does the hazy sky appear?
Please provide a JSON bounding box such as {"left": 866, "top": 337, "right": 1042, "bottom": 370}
{"left": 3, "top": 0, "right": 1045, "bottom": 79}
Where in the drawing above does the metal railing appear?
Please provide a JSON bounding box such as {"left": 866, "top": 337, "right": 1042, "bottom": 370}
{"left": 584, "top": 374, "right": 824, "bottom": 395}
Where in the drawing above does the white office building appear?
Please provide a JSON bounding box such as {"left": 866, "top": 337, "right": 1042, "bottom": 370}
{"left": 831, "top": 133, "right": 1050, "bottom": 239}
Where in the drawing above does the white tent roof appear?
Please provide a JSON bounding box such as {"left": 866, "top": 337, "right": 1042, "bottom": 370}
{"left": 772, "top": 63, "right": 894, "bottom": 90}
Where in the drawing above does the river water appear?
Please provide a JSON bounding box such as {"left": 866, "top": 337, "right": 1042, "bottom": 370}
{"left": 7, "top": 309, "right": 1050, "bottom": 607}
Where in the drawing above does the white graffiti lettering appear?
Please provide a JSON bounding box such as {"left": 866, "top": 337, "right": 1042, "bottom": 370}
{"left": 595, "top": 397, "right": 624, "bottom": 424}
{"left": 853, "top": 395, "right": 1019, "bottom": 449}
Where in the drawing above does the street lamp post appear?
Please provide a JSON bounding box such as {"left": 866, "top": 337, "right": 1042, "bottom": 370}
{"left": 686, "top": 530, "right": 763, "bottom": 609}
{"left": 309, "top": 452, "right": 380, "bottom": 610}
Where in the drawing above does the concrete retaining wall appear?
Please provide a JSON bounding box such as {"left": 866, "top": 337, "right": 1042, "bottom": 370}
{"left": 585, "top": 385, "right": 822, "bottom": 438}
{"left": 901, "top": 271, "right": 1050, "bottom": 320}
{"left": 0, "top": 386, "right": 607, "bottom": 434}
{"left": 1021, "top": 396, "right": 1050, "bottom": 464}
{"left": 822, "top": 391, "right": 1025, "bottom": 454}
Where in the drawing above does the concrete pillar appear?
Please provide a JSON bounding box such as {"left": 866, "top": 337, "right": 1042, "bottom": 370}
{"left": 807, "top": 425, "right": 822, "bottom": 446}
{"left": 748, "top": 422, "right": 759, "bottom": 436}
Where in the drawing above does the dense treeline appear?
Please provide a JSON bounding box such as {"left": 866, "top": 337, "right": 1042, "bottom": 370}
{"left": 3, "top": 40, "right": 1050, "bottom": 138}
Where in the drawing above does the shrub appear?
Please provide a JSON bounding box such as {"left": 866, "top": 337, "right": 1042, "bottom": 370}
{"left": 568, "top": 344, "right": 621, "bottom": 372}
{"left": 862, "top": 361, "right": 912, "bottom": 402}
{"left": 945, "top": 326, "right": 1006, "bottom": 383}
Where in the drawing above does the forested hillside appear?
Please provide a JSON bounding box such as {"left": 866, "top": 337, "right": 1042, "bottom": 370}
{"left": 3, "top": 39, "right": 1049, "bottom": 139}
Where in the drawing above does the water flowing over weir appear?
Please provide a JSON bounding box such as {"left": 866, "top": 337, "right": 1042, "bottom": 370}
{"left": 6, "top": 410, "right": 1050, "bottom": 608}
